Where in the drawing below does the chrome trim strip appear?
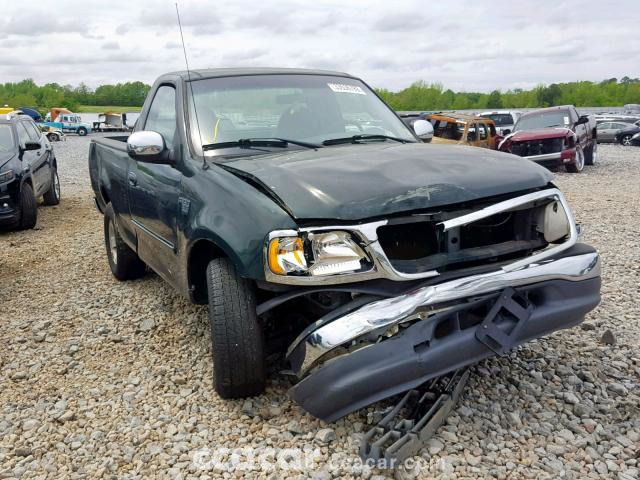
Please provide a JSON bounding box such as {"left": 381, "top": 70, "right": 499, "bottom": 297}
{"left": 132, "top": 219, "right": 175, "bottom": 250}
{"left": 523, "top": 152, "right": 562, "bottom": 161}
{"left": 264, "top": 188, "right": 575, "bottom": 286}
{"left": 287, "top": 251, "right": 600, "bottom": 377}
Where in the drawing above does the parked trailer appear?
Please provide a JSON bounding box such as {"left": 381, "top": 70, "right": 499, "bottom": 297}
{"left": 92, "top": 112, "right": 130, "bottom": 132}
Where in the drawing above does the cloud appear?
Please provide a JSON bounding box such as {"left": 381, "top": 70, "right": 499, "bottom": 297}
{"left": 115, "top": 23, "right": 131, "bottom": 35}
{"left": 372, "top": 12, "right": 427, "bottom": 32}
{"left": 1, "top": 12, "right": 89, "bottom": 36}
{"left": 102, "top": 41, "right": 120, "bottom": 50}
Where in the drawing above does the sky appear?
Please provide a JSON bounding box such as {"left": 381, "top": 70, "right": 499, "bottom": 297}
{"left": 0, "top": 0, "right": 637, "bottom": 92}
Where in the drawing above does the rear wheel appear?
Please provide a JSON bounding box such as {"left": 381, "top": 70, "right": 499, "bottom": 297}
{"left": 42, "top": 168, "right": 61, "bottom": 206}
{"left": 566, "top": 145, "right": 585, "bottom": 173}
{"left": 206, "top": 257, "right": 266, "bottom": 399}
{"left": 585, "top": 142, "right": 597, "bottom": 166}
{"left": 104, "top": 203, "right": 146, "bottom": 280}
{"left": 18, "top": 183, "right": 37, "bottom": 230}
{"left": 77, "top": 127, "right": 87, "bottom": 136}
{"left": 48, "top": 133, "right": 60, "bottom": 142}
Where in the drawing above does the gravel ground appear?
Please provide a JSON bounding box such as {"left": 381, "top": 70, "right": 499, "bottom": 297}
{"left": 0, "top": 136, "right": 638, "bottom": 479}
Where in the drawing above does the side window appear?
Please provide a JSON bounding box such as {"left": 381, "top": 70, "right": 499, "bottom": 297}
{"left": 15, "top": 122, "right": 31, "bottom": 146}
{"left": 570, "top": 108, "right": 579, "bottom": 123}
{"left": 488, "top": 124, "right": 497, "bottom": 136}
{"left": 477, "top": 123, "right": 488, "bottom": 140}
{"left": 23, "top": 121, "right": 42, "bottom": 142}
{"left": 597, "top": 122, "right": 610, "bottom": 130}
{"left": 144, "top": 85, "right": 177, "bottom": 149}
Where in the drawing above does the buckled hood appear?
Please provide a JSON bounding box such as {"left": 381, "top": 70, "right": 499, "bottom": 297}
{"left": 218, "top": 142, "right": 553, "bottom": 221}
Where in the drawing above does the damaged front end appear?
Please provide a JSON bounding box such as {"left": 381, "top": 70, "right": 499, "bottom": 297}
{"left": 262, "top": 188, "right": 601, "bottom": 422}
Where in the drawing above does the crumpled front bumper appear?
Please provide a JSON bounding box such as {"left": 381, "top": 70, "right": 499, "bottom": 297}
{"left": 287, "top": 244, "right": 601, "bottom": 422}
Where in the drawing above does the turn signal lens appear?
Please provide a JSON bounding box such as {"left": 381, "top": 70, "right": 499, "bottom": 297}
{"left": 268, "top": 237, "right": 307, "bottom": 275}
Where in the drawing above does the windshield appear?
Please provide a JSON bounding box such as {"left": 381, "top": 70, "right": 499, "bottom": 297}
{"left": 0, "top": 124, "right": 15, "bottom": 152}
{"left": 515, "top": 111, "right": 570, "bottom": 131}
{"left": 187, "top": 74, "right": 415, "bottom": 156}
{"left": 481, "top": 113, "right": 513, "bottom": 126}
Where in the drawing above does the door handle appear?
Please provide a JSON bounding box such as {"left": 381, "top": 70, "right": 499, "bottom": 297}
{"left": 128, "top": 172, "right": 137, "bottom": 186}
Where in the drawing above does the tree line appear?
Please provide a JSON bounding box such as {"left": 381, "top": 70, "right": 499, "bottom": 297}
{"left": 1, "top": 77, "right": 639, "bottom": 113}
{"left": 0, "top": 79, "right": 151, "bottom": 113}
{"left": 377, "top": 77, "right": 640, "bottom": 111}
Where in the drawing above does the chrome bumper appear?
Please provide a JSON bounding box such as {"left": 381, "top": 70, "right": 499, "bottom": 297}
{"left": 287, "top": 250, "right": 600, "bottom": 377}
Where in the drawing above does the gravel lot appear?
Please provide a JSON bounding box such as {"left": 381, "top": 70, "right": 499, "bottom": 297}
{"left": 1, "top": 136, "right": 638, "bottom": 479}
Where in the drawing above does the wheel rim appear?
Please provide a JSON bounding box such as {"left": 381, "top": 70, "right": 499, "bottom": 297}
{"left": 576, "top": 148, "right": 585, "bottom": 171}
{"left": 108, "top": 220, "right": 118, "bottom": 265}
{"left": 53, "top": 172, "right": 61, "bottom": 200}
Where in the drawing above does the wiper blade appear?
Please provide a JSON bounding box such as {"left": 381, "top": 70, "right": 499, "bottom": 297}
{"left": 203, "top": 137, "right": 321, "bottom": 152}
{"left": 322, "top": 134, "right": 414, "bottom": 146}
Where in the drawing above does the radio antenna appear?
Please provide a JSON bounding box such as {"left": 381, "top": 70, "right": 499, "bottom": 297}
{"left": 176, "top": 2, "right": 208, "bottom": 169}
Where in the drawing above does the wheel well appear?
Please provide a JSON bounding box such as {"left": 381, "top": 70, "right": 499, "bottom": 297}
{"left": 100, "top": 186, "right": 110, "bottom": 206}
{"left": 188, "top": 239, "right": 226, "bottom": 303}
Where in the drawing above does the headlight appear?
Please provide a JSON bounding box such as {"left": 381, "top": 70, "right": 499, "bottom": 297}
{"left": 0, "top": 169, "right": 15, "bottom": 184}
{"left": 267, "top": 231, "right": 371, "bottom": 277}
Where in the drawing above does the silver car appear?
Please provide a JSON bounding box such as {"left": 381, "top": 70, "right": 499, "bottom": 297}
{"left": 596, "top": 121, "right": 635, "bottom": 143}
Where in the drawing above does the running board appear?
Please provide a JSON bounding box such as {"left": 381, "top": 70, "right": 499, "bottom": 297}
{"left": 359, "top": 368, "right": 470, "bottom": 467}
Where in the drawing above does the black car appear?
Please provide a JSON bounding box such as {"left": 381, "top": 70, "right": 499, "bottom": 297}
{"left": 615, "top": 125, "right": 640, "bottom": 146}
{"left": 0, "top": 111, "right": 60, "bottom": 229}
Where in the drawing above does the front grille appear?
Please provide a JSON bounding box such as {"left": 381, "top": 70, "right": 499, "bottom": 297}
{"left": 377, "top": 200, "right": 554, "bottom": 274}
{"left": 511, "top": 137, "right": 564, "bottom": 157}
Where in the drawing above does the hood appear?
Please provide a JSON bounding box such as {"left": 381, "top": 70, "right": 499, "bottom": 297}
{"left": 218, "top": 143, "right": 553, "bottom": 221}
{"left": 509, "top": 128, "right": 573, "bottom": 142}
{"left": 0, "top": 151, "right": 17, "bottom": 171}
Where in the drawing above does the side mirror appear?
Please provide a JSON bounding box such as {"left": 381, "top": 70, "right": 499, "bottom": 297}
{"left": 576, "top": 116, "right": 589, "bottom": 125}
{"left": 502, "top": 129, "right": 511, "bottom": 135}
{"left": 127, "top": 131, "right": 171, "bottom": 163}
{"left": 23, "top": 141, "right": 41, "bottom": 151}
{"left": 413, "top": 119, "right": 434, "bottom": 141}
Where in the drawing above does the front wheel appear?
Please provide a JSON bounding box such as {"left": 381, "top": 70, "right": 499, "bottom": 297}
{"left": 18, "top": 183, "right": 37, "bottom": 230}
{"left": 104, "top": 204, "right": 146, "bottom": 280}
{"left": 77, "top": 127, "right": 87, "bottom": 136}
{"left": 48, "top": 133, "right": 60, "bottom": 142}
{"left": 621, "top": 135, "right": 632, "bottom": 146}
{"left": 206, "top": 257, "right": 266, "bottom": 399}
{"left": 566, "top": 145, "right": 585, "bottom": 173}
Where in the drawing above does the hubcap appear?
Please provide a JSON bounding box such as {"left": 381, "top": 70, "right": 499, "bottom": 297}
{"left": 108, "top": 220, "right": 118, "bottom": 266}
{"left": 623, "top": 136, "right": 631, "bottom": 146}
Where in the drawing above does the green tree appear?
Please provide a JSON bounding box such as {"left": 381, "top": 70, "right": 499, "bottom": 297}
{"left": 486, "top": 90, "right": 503, "bottom": 109}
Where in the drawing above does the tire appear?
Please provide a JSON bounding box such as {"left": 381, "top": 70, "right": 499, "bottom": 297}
{"left": 621, "top": 135, "right": 632, "bottom": 146}
{"left": 17, "top": 182, "right": 37, "bottom": 230}
{"left": 48, "top": 133, "right": 60, "bottom": 142}
{"left": 77, "top": 127, "right": 87, "bottom": 136}
{"left": 585, "top": 142, "right": 597, "bottom": 166}
{"left": 206, "top": 257, "right": 266, "bottom": 399}
{"left": 42, "top": 168, "right": 61, "bottom": 206}
{"left": 566, "top": 145, "right": 585, "bottom": 173}
{"left": 103, "top": 203, "right": 146, "bottom": 280}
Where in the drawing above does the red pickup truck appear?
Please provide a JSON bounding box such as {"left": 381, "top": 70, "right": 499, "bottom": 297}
{"left": 498, "top": 106, "right": 597, "bottom": 173}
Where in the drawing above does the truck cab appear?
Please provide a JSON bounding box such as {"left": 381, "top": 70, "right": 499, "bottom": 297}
{"left": 43, "top": 109, "right": 92, "bottom": 136}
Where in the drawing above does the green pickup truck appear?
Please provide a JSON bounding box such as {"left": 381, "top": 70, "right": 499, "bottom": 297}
{"left": 89, "top": 68, "right": 601, "bottom": 421}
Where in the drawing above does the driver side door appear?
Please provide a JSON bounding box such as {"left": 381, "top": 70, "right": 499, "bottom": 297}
{"left": 127, "top": 84, "right": 182, "bottom": 283}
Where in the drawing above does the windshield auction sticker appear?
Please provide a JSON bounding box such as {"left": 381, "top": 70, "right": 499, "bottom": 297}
{"left": 327, "top": 83, "right": 366, "bottom": 95}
